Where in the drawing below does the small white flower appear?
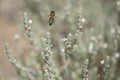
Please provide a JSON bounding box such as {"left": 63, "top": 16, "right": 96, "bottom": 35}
{"left": 79, "top": 26, "right": 83, "bottom": 29}
{"left": 67, "top": 44, "right": 71, "bottom": 48}
{"left": 62, "top": 38, "right": 67, "bottom": 42}
{"left": 23, "top": 12, "right": 27, "bottom": 16}
{"left": 85, "top": 59, "right": 89, "bottom": 65}
{"left": 68, "top": 33, "right": 72, "bottom": 37}
{"left": 103, "top": 43, "right": 108, "bottom": 49}
{"left": 28, "top": 19, "right": 32, "bottom": 24}
{"left": 41, "top": 52, "right": 44, "bottom": 55}
{"left": 100, "top": 60, "right": 105, "bottom": 64}
{"left": 46, "top": 32, "right": 50, "bottom": 35}
{"left": 14, "top": 34, "right": 20, "bottom": 40}
{"left": 12, "top": 59, "right": 17, "bottom": 63}
{"left": 61, "top": 49, "right": 65, "bottom": 52}
{"left": 117, "top": 1, "right": 120, "bottom": 6}
{"left": 88, "top": 42, "right": 94, "bottom": 53}
{"left": 81, "top": 18, "right": 85, "bottom": 22}
{"left": 45, "top": 69, "right": 48, "bottom": 72}
{"left": 28, "top": 27, "right": 31, "bottom": 30}
{"left": 91, "top": 36, "right": 97, "bottom": 42}
{"left": 111, "top": 28, "right": 115, "bottom": 34}
{"left": 115, "top": 52, "right": 120, "bottom": 58}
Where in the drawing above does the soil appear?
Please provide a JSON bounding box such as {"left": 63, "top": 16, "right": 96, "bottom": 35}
{"left": 0, "top": 16, "right": 18, "bottom": 80}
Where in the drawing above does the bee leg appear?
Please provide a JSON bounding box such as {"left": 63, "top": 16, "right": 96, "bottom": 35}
{"left": 49, "top": 18, "right": 53, "bottom": 26}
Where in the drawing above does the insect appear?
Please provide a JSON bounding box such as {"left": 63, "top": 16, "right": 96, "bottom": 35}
{"left": 48, "top": 11, "right": 55, "bottom": 25}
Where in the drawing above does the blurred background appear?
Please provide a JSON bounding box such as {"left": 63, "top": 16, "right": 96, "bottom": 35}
{"left": 0, "top": 0, "right": 120, "bottom": 80}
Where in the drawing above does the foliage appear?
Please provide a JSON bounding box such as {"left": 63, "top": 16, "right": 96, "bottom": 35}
{"left": 3, "top": 0, "right": 120, "bottom": 80}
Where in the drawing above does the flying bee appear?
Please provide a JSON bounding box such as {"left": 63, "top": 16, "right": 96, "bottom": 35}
{"left": 48, "top": 11, "right": 55, "bottom": 25}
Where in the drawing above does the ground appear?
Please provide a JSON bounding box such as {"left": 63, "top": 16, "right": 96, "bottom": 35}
{"left": 0, "top": 16, "right": 18, "bottom": 80}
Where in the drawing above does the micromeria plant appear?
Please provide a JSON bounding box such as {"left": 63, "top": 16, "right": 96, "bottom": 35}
{"left": 4, "top": 43, "right": 34, "bottom": 80}
{"left": 100, "top": 56, "right": 110, "bottom": 80}
{"left": 23, "top": 12, "right": 35, "bottom": 46}
{"left": 3, "top": 2, "right": 120, "bottom": 79}
{"left": 62, "top": 33, "right": 76, "bottom": 60}
{"left": 81, "top": 59, "right": 89, "bottom": 80}
{"left": 40, "top": 32, "right": 55, "bottom": 80}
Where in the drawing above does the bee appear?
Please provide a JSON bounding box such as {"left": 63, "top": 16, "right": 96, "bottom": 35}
{"left": 48, "top": 11, "right": 55, "bottom": 26}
